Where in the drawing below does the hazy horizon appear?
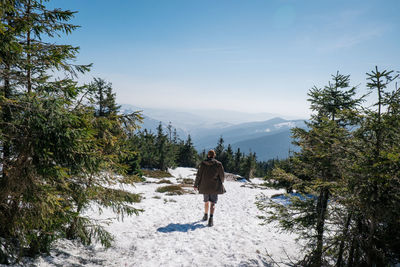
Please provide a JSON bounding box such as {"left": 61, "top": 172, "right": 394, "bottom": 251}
{"left": 120, "top": 103, "right": 306, "bottom": 124}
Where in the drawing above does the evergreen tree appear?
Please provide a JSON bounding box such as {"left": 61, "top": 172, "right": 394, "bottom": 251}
{"left": 347, "top": 67, "right": 400, "bottom": 265}
{"left": 167, "top": 121, "right": 173, "bottom": 142}
{"left": 254, "top": 159, "right": 276, "bottom": 180}
{"left": 258, "top": 72, "right": 363, "bottom": 266}
{"left": 0, "top": 1, "right": 142, "bottom": 263}
{"left": 89, "top": 77, "right": 121, "bottom": 117}
{"left": 214, "top": 135, "right": 225, "bottom": 159}
{"left": 225, "top": 144, "right": 235, "bottom": 172}
{"left": 155, "top": 122, "right": 175, "bottom": 170}
{"left": 199, "top": 149, "right": 206, "bottom": 161}
{"left": 130, "top": 125, "right": 199, "bottom": 170}
{"left": 240, "top": 152, "right": 257, "bottom": 179}
{"left": 177, "top": 135, "right": 198, "bottom": 167}
{"left": 214, "top": 135, "right": 228, "bottom": 166}
{"left": 233, "top": 148, "right": 243, "bottom": 174}
{"left": 172, "top": 128, "right": 178, "bottom": 144}
{"left": 135, "top": 129, "right": 158, "bottom": 169}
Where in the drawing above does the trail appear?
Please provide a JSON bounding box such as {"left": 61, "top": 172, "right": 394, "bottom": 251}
{"left": 27, "top": 168, "right": 300, "bottom": 267}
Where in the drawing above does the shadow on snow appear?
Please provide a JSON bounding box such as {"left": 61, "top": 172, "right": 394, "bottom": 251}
{"left": 271, "top": 192, "right": 317, "bottom": 206}
{"left": 157, "top": 220, "right": 206, "bottom": 233}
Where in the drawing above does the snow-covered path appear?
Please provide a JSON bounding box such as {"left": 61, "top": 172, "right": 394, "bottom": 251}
{"left": 31, "top": 168, "right": 300, "bottom": 267}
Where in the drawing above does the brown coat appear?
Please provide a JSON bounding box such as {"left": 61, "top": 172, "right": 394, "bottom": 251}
{"left": 194, "top": 158, "right": 225, "bottom": 194}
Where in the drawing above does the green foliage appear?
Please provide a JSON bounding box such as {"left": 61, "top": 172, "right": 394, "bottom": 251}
{"left": 240, "top": 152, "right": 257, "bottom": 179}
{"left": 258, "top": 69, "right": 400, "bottom": 266}
{"left": 130, "top": 124, "right": 179, "bottom": 171}
{"left": 225, "top": 144, "right": 235, "bottom": 171}
{"left": 177, "top": 134, "right": 198, "bottom": 167}
{"left": 233, "top": 148, "right": 243, "bottom": 174}
{"left": 345, "top": 67, "right": 400, "bottom": 265}
{"left": 214, "top": 136, "right": 227, "bottom": 165}
{"left": 207, "top": 139, "right": 269, "bottom": 179}
{"left": 156, "top": 123, "right": 176, "bottom": 170}
{"left": 129, "top": 124, "right": 201, "bottom": 171}
{"left": 66, "top": 215, "right": 114, "bottom": 249}
{"left": 266, "top": 167, "right": 301, "bottom": 193}
{"left": 89, "top": 78, "right": 121, "bottom": 117}
{"left": 0, "top": 1, "right": 142, "bottom": 263}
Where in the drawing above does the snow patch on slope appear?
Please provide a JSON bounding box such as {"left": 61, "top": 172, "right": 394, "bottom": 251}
{"left": 274, "top": 122, "right": 296, "bottom": 129}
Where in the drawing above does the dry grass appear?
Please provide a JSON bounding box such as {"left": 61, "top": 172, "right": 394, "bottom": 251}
{"left": 156, "top": 179, "right": 173, "bottom": 184}
{"left": 156, "top": 185, "right": 186, "bottom": 195}
{"left": 120, "top": 175, "right": 145, "bottom": 184}
{"left": 142, "top": 169, "right": 172, "bottom": 178}
{"left": 177, "top": 178, "right": 194, "bottom": 185}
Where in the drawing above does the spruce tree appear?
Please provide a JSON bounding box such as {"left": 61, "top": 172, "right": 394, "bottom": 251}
{"left": 0, "top": 1, "right": 142, "bottom": 263}
{"left": 135, "top": 129, "right": 158, "bottom": 169}
{"left": 225, "top": 144, "right": 235, "bottom": 172}
{"left": 258, "top": 72, "right": 363, "bottom": 266}
{"left": 215, "top": 135, "right": 225, "bottom": 159}
{"left": 155, "top": 122, "right": 175, "bottom": 170}
{"left": 177, "top": 134, "right": 198, "bottom": 167}
{"left": 89, "top": 77, "right": 121, "bottom": 117}
{"left": 214, "top": 135, "right": 228, "bottom": 166}
{"left": 241, "top": 152, "right": 257, "bottom": 180}
{"left": 199, "top": 149, "right": 206, "bottom": 161}
{"left": 233, "top": 148, "right": 243, "bottom": 174}
{"left": 347, "top": 67, "right": 400, "bottom": 265}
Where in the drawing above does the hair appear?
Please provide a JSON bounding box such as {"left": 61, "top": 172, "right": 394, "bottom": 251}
{"left": 207, "top": 150, "right": 216, "bottom": 158}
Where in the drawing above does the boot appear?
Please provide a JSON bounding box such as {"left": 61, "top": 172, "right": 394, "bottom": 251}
{"left": 202, "top": 213, "right": 208, "bottom": 221}
{"left": 208, "top": 216, "right": 213, "bottom": 227}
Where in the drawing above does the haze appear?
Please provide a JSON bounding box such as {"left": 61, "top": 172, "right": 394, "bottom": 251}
{"left": 51, "top": 0, "right": 400, "bottom": 119}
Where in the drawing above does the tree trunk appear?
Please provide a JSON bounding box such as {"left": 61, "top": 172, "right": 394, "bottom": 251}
{"left": 26, "top": 0, "right": 32, "bottom": 93}
{"left": 348, "top": 236, "right": 355, "bottom": 267}
{"left": 312, "top": 187, "right": 330, "bottom": 266}
{"left": 1, "top": 64, "right": 11, "bottom": 190}
{"left": 0, "top": 64, "right": 13, "bottom": 246}
{"left": 26, "top": 30, "right": 32, "bottom": 93}
{"left": 366, "top": 216, "right": 377, "bottom": 266}
{"left": 336, "top": 212, "right": 352, "bottom": 267}
{"left": 348, "top": 217, "right": 363, "bottom": 267}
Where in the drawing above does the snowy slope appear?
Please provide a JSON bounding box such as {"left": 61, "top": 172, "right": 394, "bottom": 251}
{"left": 13, "top": 168, "right": 300, "bottom": 267}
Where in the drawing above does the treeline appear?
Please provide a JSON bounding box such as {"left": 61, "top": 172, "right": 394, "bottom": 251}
{"left": 128, "top": 124, "right": 198, "bottom": 171}
{"left": 127, "top": 127, "right": 273, "bottom": 180}
{"left": 0, "top": 1, "right": 142, "bottom": 264}
{"left": 257, "top": 71, "right": 400, "bottom": 266}
{"left": 205, "top": 136, "right": 275, "bottom": 179}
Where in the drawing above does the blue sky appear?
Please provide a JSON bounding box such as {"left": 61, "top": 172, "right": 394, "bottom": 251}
{"left": 51, "top": 0, "right": 399, "bottom": 118}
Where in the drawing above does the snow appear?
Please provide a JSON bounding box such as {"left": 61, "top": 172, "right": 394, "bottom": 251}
{"left": 8, "top": 168, "right": 301, "bottom": 267}
{"left": 255, "top": 128, "right": 271, "bottom": 133}
{"left": 271, "top": 193, "right": 317, "bottom": 206}
{"left": 274, "top": 122, "right": 296, "bottom": 129}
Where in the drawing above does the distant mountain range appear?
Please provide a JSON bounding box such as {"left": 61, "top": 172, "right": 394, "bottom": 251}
{"left": 120, "top": 104, "right": 307, "bottom": 161}
{"left": 231, "top": 130, "right": 298, "bottom": 160}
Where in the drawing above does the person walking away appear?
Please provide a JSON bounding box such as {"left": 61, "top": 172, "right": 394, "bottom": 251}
{"left": 194, "top": 150, "right": 225, "bottom": 227}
